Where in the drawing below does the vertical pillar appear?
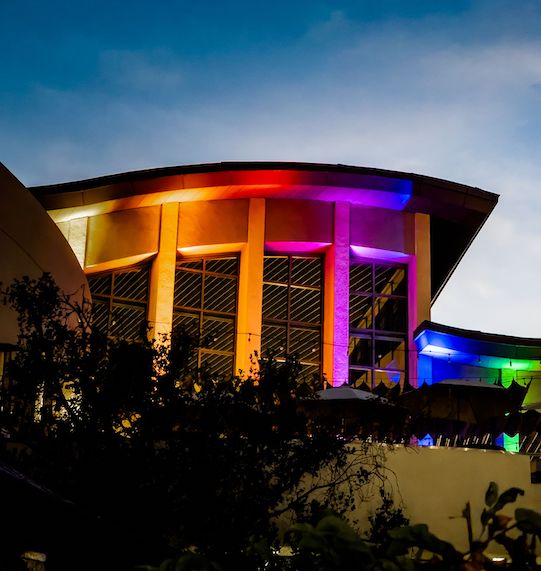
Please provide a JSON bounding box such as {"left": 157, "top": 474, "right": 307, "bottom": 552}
{"left": 57, "top": 217, "right": 88, "bottom": 268}
{"left": 147, "top": 202, "right": 179, "bottom": 340}
{"left": 409, "top": 213, "right": 431, "bottom": 388}
{"left": 236, "top": 198, "right": 265, "bottom": 376}
{"left": 323, "top": 202, "right": 350, "bottom": 387}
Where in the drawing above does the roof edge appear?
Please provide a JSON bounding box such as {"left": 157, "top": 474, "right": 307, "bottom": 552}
{"left": 29, "top": 161, "right": 499, "bottom": 203}
{"left": 415, "top": 320, "right": 541, "bottom": 348}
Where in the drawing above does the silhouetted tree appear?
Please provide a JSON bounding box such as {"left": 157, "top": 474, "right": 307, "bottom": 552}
{"left": 0, "top": 273, "right": 381, "bottom": 571}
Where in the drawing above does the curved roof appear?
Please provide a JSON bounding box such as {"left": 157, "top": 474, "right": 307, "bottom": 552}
{"left": 0, "top": 163, "right": 88, "bottom": 345}
{"left": 30, "top": 161, "right": 499, "bottom": 301}
{"left": 415, "top": 320, "right": 541, "bottom": 370}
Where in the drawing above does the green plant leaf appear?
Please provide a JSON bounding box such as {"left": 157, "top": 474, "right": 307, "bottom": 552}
{"left": 515, "top": 508, "right": 541, "bottom": 535}
{"left": 387, "top": 524, "right": 460, "bottom": 561}
{"left": 485, "top": 481, "right": 498, "bottom": 507}
{"left": 158, "top": 559, "right": 174, "bottom": 571}
{"left": 493, "top": 487, "right": 525, "bottom": 512}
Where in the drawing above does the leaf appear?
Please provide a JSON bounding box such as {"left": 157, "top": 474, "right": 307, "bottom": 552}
{"left": 485, "top": 481, "right": 498, "bottom": 507}
{"left": 515, "top": 508, "right": 541, "bottom": 535}
{"left": 481, "top": 508, "right": 490, "bottom": 526}
{"left": 158, "top": 559, "right": 174, "bottom": 571}
{"left": 493, "top": 487, "right": 525, "bottom": 512}
{"left": 387, "top": 524, "right": 460, "bottom": 561}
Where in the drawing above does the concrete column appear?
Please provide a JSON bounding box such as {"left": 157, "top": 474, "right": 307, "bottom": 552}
{"left": 147, "top": 202, "right": 179, "bottom": 340}
{"left": 323, "top": 202, "right": 350, "bottom": 387}
{"left": 409, "top": 213, "right": 431, "bottom": 387}
{"left": 236, "top": 198, "right": 265, "bottom": 376}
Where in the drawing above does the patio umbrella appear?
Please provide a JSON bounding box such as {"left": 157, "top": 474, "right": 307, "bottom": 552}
{"left": 302, "top": 386, "right": 408, "bottom": 439}
{"left": 400, "top": 379, "right": 528, "bottom": 428}
{"left": 316, "top": 385, "right": 391, "bottom": 404}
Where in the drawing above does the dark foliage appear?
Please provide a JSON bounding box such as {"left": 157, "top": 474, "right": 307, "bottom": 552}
{"left": 0, "top": 273, "right": 378, "bottom": 570}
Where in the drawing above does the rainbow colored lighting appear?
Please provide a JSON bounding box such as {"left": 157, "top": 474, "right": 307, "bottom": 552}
{"left": 496, "top": 433, "right": 520, "bottom": 453}
{"left": 349, "top": 245, "right": 411, "bottom": 262}
{"left": 265, "top": 241, "right": 331, "bottom": 253}
{"left": 415, "top": 328, "right": 541, "bottom": 372}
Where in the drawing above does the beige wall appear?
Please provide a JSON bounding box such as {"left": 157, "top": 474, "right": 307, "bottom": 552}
{"left": 350, "top": 206, "right": 415, "bottom": 254}
{"left": 265, "top": 199, "right": 333, "bottom": 243}
{"left": 85, "top": 206, "right": 160, "bottom": 269}
{"left": 363, "top": 445, "right": 541, "bottom": 554}
{"left": 178, "top": 200, "right": 249, "bottom": 248}
{"left": 0, "top": 164, "right": 87, "bottom": 345}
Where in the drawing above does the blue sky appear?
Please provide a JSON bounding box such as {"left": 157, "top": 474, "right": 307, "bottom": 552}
{"left": 2, "top": 0, "right": 541, "bottom": 336}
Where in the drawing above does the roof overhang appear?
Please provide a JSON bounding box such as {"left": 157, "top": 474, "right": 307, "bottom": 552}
{"left": 415, "top": 321, "right": 541, "bottom": 372}
{"left": 30, "top": 161, "right": 499, "bottom": 302}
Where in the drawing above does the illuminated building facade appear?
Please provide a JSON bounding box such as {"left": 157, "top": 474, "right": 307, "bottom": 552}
{"left": 2, "top": 159, "right": 541, "bottom": 453}
{"left": 23, "top": 160, "right": 540, "bottom": 399}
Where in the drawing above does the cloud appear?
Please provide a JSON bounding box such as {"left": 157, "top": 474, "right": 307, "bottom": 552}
{"left": 98, "top": 49, "right": 184, "bottom": 93}
{"left": 2, "top": 0, "right": 541, "bottom": 335}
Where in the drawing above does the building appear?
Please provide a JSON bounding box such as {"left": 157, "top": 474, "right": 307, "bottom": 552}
{"left": 4, "top": 160, "right": 541, "bottom": 552}
{"left": 23, "top": 162, "right": 541, "bottom": 393}
{"left": 3, "top": 161, "right": 541, "bottom": 412}
{"left": 0, "top": 163, "right": 86, "bottom": 350}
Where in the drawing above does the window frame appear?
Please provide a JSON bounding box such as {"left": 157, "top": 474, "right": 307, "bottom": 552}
{"left": 349, "top": 259, "right": 408, "bottom": 388}
{"left": 261, "top": 254, "right": 324, "bottom": 378}
{"left": 88, "top": 264, "right": 150, "bottom": 340}
{"left": 173, "top": 254, "right": 240, "bottom": 376}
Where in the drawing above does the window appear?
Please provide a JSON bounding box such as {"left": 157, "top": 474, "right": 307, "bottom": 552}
{"left": 173, "top": 256, "right": 239, "bottom": 377}
{"left": 88, "top": 265, "right": 150, "bottom": 340}
{"left": 261, "top": 255, "right": 323, "bottom": 379}
{"left": 349, "top": 261, "right": 407, "bottom": 388}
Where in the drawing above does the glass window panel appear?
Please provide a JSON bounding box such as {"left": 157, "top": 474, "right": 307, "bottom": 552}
{"left": 113, "top": 268, "right": 149, "bottom": 301}
{"left": 173, "top": 312, "right": 200, "bottom": 336}
{"left": 261, "top": 323, "right": 287, "bottom": 359}
{"left": 374, "top": 297, "right": 407, "bottom": 333}
{"left": 349, "top": 337, "right": 372, "bottom": 367}
{"left": 177, "top": 259, "right": 203, "bottom": 271}
{"left": 204, "top": 275, "right": 237, "bottom": 313}
{"left": 291, "top": 257, "right": 321, "bottom": 287}
{"left": 263, "top": 256, "right": 289, "bottom": 284}
{"left": 289, "top": 327, "right": 320, "bottom": 363}
{"left": 205, "top": 257, "right": 238, "bottom": 276}
{"left": 374, "top": 338, "right": 406, "bottom": 370}
{"left": 350, "top": 263, "right": 372, "bottom": 293}
{"left": 349, "top": 369, "right": 372, "bottom": 389}
{"left": 349, "top": 260, "right": 409, "bottom": 386}
{"left": 349, "top": 295, "right": 372, "bottom": 330}
{"left": 92, "top": 300, "right": 110, "bottom": 333}
{"left": 88, "top": 274, "right": 112, "bottom": 296}
{"left": 290, "top": 287, "right": 321, "bottom": 324}
{"left": 262, "top": 283, "right": 288, "bottom": 320}
{"left": 202, "top": 316, "right": 235, "bottom": 352}
{"left": 200, "top": 352, "right": 234, "bottom": 377}
{"left": 110, "top": 303, "right": 146, "bottom": 340}
{"left": 375, "top": 265, "right": 406, "bottom": 296}
{"left": 174, "top": 271, "right": 202, "bottom": 309}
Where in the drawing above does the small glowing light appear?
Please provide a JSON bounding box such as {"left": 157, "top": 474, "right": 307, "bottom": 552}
{"left": 491, "top": 556, "right": 506, "bottom": 562}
